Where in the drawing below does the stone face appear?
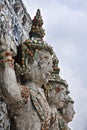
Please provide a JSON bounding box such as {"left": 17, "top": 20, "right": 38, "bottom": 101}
{"left": 62, "top": 97, "right": 75, "bottom": 123}
{"left": 0, "top": 1, "right": 75, "bottom": 130}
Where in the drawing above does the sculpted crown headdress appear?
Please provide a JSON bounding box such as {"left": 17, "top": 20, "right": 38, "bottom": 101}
{"left": 29, "top": 9, "right": 45, "bottom": 39}
{"left": 15, "top": 9, "right": 53, "bottom": 75}
{"left": 23, "top": 9, "right": 53, "bottom": 53}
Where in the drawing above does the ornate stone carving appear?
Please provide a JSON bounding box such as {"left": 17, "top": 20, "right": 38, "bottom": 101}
{"left": 0, "top": 0, "right": 31, "bottom": 52}
{"left": 0, "top": 91, "right": 10, "bottom": 130}
{"left": 29, "top": 9, "right": 45, "bottom": 39}
{"left": 0, "top": 3, "right": 75, "bottom": 130}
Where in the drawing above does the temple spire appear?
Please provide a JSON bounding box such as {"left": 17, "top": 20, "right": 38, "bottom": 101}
{"left": 29, "top": 9, "right": 45, "bottom": 39}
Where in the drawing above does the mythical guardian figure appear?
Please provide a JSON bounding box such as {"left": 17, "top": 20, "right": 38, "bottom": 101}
{"left": 0, "top": 7, "right": 75, "bottom": 130}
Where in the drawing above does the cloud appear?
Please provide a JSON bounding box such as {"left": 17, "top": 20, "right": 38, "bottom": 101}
{"left": 58, "top": 0, "right": 87, "bottom": 10}
{"left": 44, "top": 3, "right": 87, "bottom": 42}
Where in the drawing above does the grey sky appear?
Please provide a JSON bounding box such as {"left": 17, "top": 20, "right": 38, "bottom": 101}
{"left": 23, "top": 0, "right": 87, "bottom": 129}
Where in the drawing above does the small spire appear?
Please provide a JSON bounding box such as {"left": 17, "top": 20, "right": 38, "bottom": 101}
{"left": 29, "top": 9, "right": 45, "bottom": 39}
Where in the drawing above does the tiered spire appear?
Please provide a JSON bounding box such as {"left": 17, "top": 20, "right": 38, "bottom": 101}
{"left": 29, "top": 9, "right": 45, "bottom": 39}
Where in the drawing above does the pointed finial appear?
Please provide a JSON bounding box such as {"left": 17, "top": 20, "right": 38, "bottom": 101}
{"left": 29, "top": 9, "right": 45, "bottom": 39}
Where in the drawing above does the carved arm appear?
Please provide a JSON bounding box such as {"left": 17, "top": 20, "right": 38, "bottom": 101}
{"left": 0, "top": 51, "right": 22, "bottom": 105}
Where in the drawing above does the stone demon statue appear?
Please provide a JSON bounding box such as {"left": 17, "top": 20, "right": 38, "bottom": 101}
{"left": 0, "top": 8, "right": 75, "bottom": 130}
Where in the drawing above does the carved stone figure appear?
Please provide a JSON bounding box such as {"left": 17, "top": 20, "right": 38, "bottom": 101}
{"left": 46, "top": 75, "right": 75, "bottom": 130}
{"left": 0, "top": 9, "right": 53, "bottom": 130}
{"left": 56, "top": 97, "right": 75, "bottom": 130}
{"left": 0, "top": 2, "right": 75, "bottom": 129}
{"left": 62, "top": 96, "right": 75, "bottom": 123}
{"left": 14, "top": 47, "right": 53, "bottom": 130}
